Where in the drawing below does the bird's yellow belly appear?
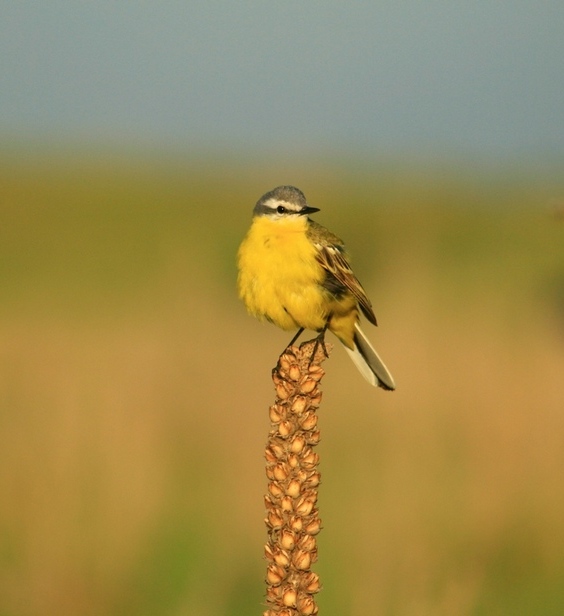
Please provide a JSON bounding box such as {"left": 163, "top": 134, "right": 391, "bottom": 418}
{"left": 238, "top": 220, "right": 329, "bottom": 331}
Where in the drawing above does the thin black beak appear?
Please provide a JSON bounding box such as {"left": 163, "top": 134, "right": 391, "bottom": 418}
{"left": 301, "top": 205, "right": 320, "bottom": 215}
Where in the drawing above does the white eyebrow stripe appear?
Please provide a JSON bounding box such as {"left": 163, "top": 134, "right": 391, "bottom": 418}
{"left": 263, "top": 198, "right": 302, "bottom": 212}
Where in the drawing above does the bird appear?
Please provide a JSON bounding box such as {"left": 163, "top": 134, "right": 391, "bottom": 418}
{"left": 237, "top": 185, "right": 395, "bottom": 390}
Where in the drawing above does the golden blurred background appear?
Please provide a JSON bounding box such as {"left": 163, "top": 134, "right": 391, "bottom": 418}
{"left": 1, "top": 149, "right": 563, "bottom": 615}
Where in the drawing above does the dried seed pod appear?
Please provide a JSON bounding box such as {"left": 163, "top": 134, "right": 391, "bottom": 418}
{"left": 294, "top": 496, "right": 314, "bottom": 516}
{"left": 289, "top": 434, "right": 306, "bottom": 453}
{"left": 291, "top": 395, "right": 307, "bottom": 414}
{"left": 265, "top": 585, "right": 281, "bottom": 603}
{"left": 301, "top": 571, "right": 321, "bottom": 594}
{"left": 287, "top": 453, "right": 299, "bottom": 468}
{"left": 278, "top": 420, "right": 293, "bottom": 437}
{"left": 304, "top": 517, "right": 321, "bottom": 535}
{"left": 280, "top": 495, "right": 293, "bottom": 513}
{"left": 301, "top": 450, "right": 319, "bottom": 469}
{"left": 266, "top": 510, "right": 284, "bottom": 530}
{"left": 307, "top": 365, "right": 324, "bottom": 380}
{"left": 280, "top": 529, "right": 296, "bottom": 550}
{"left": 297, "top": 594, "right": 317, "bottom": 615}
{"left": 299, "top": 377, "right": 318, "bottom": 394}
{"left": 289, "top": 515, "right": 303, "bottom": 532}
{"left": 265, "top": 445, "right": 278, "bottom": 463}
{"left": 285, "top": 479, "right": 301, "bottom": 498}
{"left": 297, "top": 534, "right": 316, "bottom": 552}
{"left": 266, "top": 563, "right": 286, "bottom": 586}
{"left": 268, "top": 481, "right": 284, "bottom": 498}
{"left": 288, "top": 364, "right": 301, "bottom": 381}
{"left": 307, "top": 430, "right": 321, "bottom": 445}
{"left": 270, "top": 442, "right": 285, "bottom": 459}
{"left": 275, "top": 382, "right": 292, "bottom": 400}
{"left": 281, "top": 585, "right": 297, "bottom": 607}
{"left": 298, "top": 411, "right": 318, "bottom": 431}
{"left": 292, "top": 549, "right": 312, "bottom": 570}
{"left": 309, "top": 392, "right": 322, "bottom": 408}
{"left": 269, "top": 405, "right": 285, "bottom": 423}
{"left": 264, "top": 586, "right": 282, "bottom": 614}
{"left": 273, "top": 463, "right": 289, "bottom": 481}
{"left": 273, "top": 547, "right": 291, "bottom": 568}
{"left": 305, "top": 471, "right": 321, "bottom": 488}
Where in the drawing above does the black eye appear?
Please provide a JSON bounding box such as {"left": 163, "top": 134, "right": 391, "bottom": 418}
{"left": 276, "top": 205, "right": 286, "bottom": 214}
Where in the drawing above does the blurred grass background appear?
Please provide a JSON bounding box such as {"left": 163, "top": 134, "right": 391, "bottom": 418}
{"left": 1, "top": 147, "right": 564, "bottom": 616}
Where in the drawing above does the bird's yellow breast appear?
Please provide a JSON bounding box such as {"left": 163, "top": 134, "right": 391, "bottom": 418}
{"left": 237, "top": 216, "right": 329, "bottom": 331}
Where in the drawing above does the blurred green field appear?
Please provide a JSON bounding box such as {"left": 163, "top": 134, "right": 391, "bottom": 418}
{"left": 1, "top": 147, "right": 564, "bottom": 616}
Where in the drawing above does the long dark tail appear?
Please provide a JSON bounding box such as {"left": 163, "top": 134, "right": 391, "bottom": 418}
{"left": 343, "top": 323, "right": 396, "bottom": 390}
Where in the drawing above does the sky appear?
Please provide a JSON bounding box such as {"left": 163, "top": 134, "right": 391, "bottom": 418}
{"left": 1, "top": 2, "right": 564, "bottom": 159}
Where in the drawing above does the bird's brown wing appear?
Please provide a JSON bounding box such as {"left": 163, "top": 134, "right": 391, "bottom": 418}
{"left": 314, "top": 241, "right": 378, "bottom": 326}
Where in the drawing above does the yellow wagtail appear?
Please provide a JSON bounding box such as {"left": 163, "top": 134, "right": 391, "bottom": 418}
{"left": 237, "top": 185, "right": 395, "bottom": 390}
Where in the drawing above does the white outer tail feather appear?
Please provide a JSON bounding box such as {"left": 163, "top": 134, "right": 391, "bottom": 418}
{"left": 343, "top": 323, "right": 396, "bottom": 390}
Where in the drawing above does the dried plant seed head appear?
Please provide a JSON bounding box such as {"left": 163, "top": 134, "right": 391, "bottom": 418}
{"left": 264, "top": 339, "right": 328, "bottom": 615}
